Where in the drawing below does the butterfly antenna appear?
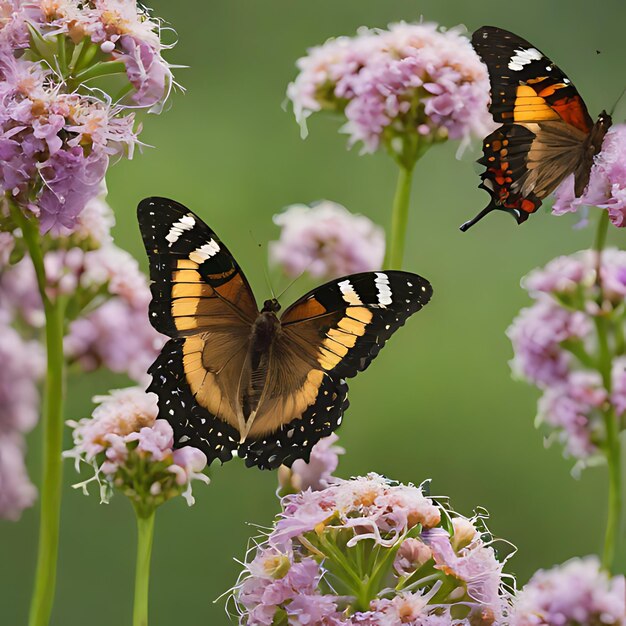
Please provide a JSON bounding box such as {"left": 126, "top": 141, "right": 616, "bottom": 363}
{"left": 609, "top": 85, "right": 626, "bottom": 117}
{"left": 459, "top": 204, "right": 496, "bottom": 232}
{"left": 248, "top": 230, "right": 277, "bottom": 300}
{"left": 276, "top": 269, "right": 307, "bottom": 302}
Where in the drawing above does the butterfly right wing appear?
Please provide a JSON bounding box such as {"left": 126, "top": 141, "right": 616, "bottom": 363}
{"left": 462, "top": 26, "right": 594, "bottom": 230}
{"left": 138, "top": 197, "right": 258, "bottom": 464}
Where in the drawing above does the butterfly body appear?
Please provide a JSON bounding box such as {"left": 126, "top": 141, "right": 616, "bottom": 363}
{"left": 461, "top": 26, "right": 612, "bottom": 231}
{"left": 138, "top": 197, "right": 432, "bottom": 469}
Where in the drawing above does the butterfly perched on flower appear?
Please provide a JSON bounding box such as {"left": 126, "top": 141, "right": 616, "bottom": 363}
{"left": 460, "top": 26, "right": 612, "bottom": 231}
{"left": 137, "top": 198, "right": 432, "bottom": 470}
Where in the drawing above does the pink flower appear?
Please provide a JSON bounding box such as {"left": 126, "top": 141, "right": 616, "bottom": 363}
{"left": 507, "top": 299, "right": 592, "bottom": 387}
{"left": 234, "top": 475, "right": 510, "bottom": 625}
{"left": 269, "top": 201, "right": 385, "bottom": 280}
{"left": 65, "top": 296, "right": 165, "bottom": 385}
{"left": 511, "top": 556, "right": 625, "bottom": 626}
{"left": 523, "top": 252, "right": 594, "bottom": 296}
{"left": 553, "top": 124, "right": 626, "bottom": 227}
{"left": 0, "top": 318, "right": 45, "bottom": 435}
{"left": 612, "top": 357, "right": 626, "bottom": 418}
{"left": 394, "top": 537, "right": 433, "bottom": 576}
{"left": 65, "top": 387, "right": 209, "bottom": 507}
{"left": 288, "top": 22, "right": 494, "bottom": 155}
{"left": 278, "top": 434, "right": 344, "bottom": 493}
{"left": 537, "top": 372, "right": 606, "bottom": 460}
{"left": 0, "top": 433, "right": 37, "bottom": 521}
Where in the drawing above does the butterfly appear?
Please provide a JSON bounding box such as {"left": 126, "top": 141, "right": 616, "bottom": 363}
{"left": 460, "top": 25, "right": 612, "bottom": 231}
{"left": 137, "top": 197, "right": 433, "bottom": 470}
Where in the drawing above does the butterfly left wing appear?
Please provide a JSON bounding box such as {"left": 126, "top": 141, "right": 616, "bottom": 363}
{"left": 138, "top": 197, "right": 259, "bottom": 466}
{"left": 461, "top": 26, "right": 609, "bottom": 231}
{"left": 238, "top": 272, "right": 433, "bottom": 470}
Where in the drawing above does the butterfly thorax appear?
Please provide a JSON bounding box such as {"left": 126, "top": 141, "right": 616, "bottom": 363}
{"left": 575, "top": 110, "right": 612, "bottom": 196}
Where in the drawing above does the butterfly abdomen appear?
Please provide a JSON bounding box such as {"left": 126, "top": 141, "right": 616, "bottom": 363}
{"left": 241, "top": 312, "right": 282, "bottom": 423}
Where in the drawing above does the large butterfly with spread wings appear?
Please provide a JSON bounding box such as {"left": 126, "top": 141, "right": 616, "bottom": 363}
{"left": 138, "top": 197, "right": 432, "bottom": 470}
{"left": 460, "top": 25, "right": 612, "bottom": 231}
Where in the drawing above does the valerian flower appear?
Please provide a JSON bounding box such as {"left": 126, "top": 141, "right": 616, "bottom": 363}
{"left": 510, "top": 556, "right": 625, "bottom": 626}
{"left": 0, "top": 314, "right": 44, "bottom": 520}
{"left": 65, "top": 387, "right": 209, "bottom": 512}
{"left": 269, "top": 201, "right": 385, "bottom": 280}
{"left": 233, "top": 474, "right": 511, "bottom": 626}
{"left": 277, "top": 434, "right": 344, "bottom": 495}
{"left": 0, "top": 0, "right": 176, "bottom": 233}
{"left": 287, "top": 21, "right": 494, "bottom": 161}
{"left": 0, "top": 433, "right": 38, "bottom": 521}
{"left": 553, "top": 124, "right": 626, "bottom": 228}
{"left": 508, "top": 249, "right": 626, "bottom": 465}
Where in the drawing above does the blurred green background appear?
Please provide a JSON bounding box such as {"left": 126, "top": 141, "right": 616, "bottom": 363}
{"left": 3, "top": 0, "right": 626, "bottom": 624}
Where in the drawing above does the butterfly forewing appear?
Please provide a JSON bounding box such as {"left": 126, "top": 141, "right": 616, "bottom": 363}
{"left": 280, "top": 271, "right": 433, "bottom": 379}
{"left": 137, "top": 197, "right": 258, "bottom": 336}
{"left": 472, "top": 26, "right": 593, "bottom": 132}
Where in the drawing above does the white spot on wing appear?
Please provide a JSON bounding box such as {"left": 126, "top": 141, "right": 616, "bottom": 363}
{"left": 508, "top": 47, "right": 542, "bottom": 71}
{"left": 189, "top": 239, "right": 221, "bottom": 264}
{"left": 166, "top": 214, "right": 196, "bottom": 246}
{"left": 338, "top": 279, "right": 362, "bottom": 305}
{"left": 374, "top": 272, "right": 392, "bottom": 307}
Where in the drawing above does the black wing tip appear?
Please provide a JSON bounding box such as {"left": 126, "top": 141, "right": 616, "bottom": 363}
{"left": 137, "top": 196, "right": 193, "bottom": 219}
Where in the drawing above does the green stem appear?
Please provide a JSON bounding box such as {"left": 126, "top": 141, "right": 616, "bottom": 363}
{"left": 593, "top": 209, "right": 622, "bottom": 572}
{"left": 133, "top": 509, "right": 156, "bottom": 626}
{"left": 12, "top": 209, "right": 68, "bottom": 626}
{"left": 384, "top": 165, "right": 414, "bottom": 270}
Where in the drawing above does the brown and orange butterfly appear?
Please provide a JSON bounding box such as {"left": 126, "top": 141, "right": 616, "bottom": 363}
{"left": 461, "top": 25, "right": 612, "bottom": 231}
{"left": 138, "top": 197, "right": 432, "bottom": 470}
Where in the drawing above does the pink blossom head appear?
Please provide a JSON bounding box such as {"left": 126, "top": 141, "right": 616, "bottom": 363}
{"left": 234, "top": 475, "right": 511, "bottom": 624}
{"left": 269, "top": 200, "right": 385, "bottom": 280}
{"left": 278, "top": 433, "right": 344, "bottom": 494}
{"left": 507, "top": 299, "right": 592, "bottom": 387}
{"left": 537, "top": 371, "right": 606, "bottom": 461}
{"left": 0, "top": 318, "right": 45, "bottom": 435}
{"left": 288, "top": 22, "right": 494, "bottom": 159}
{"left": 511, "top": 556, "right": 625, "bottom": 626}
{"left": 0, "top": 433, "right": 37, "bottom": 521}
{"left": 553, "top": 124, "right": 626, "bottom": 227}
{"left": 0, "top": 0, "right": 175, "bottom": 231}
{"left": 65, "top": 387, "right": 209, "bottom": 510}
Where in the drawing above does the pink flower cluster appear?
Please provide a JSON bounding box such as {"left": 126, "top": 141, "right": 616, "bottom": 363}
{"left": 0, "top": 192, "right": 164, "bottom": 384}
{"left": 65, "top": 387, "right": 209, "bottom": 508}
{"left": 278, "top": 434, "right": 344, "bottom": 494}
{"left": 287, "top": 21, "right": 494, "bottom": 155}
{"left": 0, "top": 317, "right": 44, "bottom": 520}
{"left": 269, "top": 201, "right": 385, "bottom": 280}
{"left": 0, "top": 0, "right": 174, "bottom": 233}
{"left": 234, "top": 474, "right": 510, "bottom": 626}
{"left": 511, "top": 556, "right": 625, "bottom": 626}
{"left": 508, "top": 249, "right": 626, "bottom": 462}
{"left": 554, "top": 124, "right": 626, "bottom": 228}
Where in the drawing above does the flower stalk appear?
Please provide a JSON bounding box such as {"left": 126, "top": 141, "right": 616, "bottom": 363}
{"left": 593, "top": 210, "right": 622, "bottom": 572}
{"left": 12, "top": 206, "right": 67, "bottom": 626}
{"left": 133, "top": 507, "right": 156, "bottom": 626}
{"left": 385, "top": 164, "right": 414, "bottom": 270}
